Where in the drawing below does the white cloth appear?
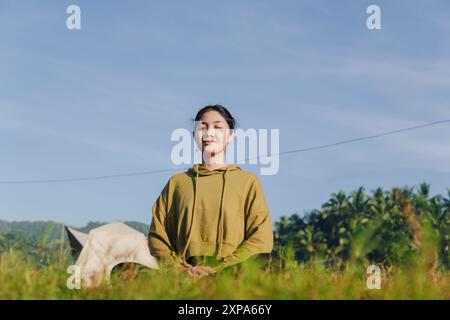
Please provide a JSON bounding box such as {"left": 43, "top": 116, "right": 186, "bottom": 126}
{"left": 74, "top": 222, "right": 159, "bottom": 288}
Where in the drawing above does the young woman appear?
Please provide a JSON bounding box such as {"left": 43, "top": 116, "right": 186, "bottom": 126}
{"left": 148, "top": 105, "right": 273, "bottom": 279}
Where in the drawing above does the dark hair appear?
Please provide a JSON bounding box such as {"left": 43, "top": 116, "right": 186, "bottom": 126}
{"left": 193, "top": 105, "right": 237, "bottom": 130}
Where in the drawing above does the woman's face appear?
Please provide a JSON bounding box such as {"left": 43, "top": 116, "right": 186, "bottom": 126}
{"left": 194, "top": 111, "right": 234, "bottom": 158}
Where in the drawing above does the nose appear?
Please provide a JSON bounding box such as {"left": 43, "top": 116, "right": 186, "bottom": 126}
{"left": 204, "top": 128, "right": 216, "bottom": 139}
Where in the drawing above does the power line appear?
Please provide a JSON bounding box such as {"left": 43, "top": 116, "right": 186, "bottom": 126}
{"left": 278, "top": 119, "right": 450, "bottom": 155}
{"left": 1, "top": 168, "right": 182, "bottom": 185}
{"left": 1, "top": 119, "right": 449, "bottom": 185}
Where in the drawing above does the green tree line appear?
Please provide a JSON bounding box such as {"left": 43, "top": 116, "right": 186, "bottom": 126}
{"left": 1, "top": 183, "right": 449, "bottom": 271}
{"left": 274, "top": 183, "right": 449, "bottom": 271}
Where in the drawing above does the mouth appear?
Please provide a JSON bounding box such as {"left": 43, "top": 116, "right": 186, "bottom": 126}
{"left": 202, "top": 141, "right": 214, "bottom": 145}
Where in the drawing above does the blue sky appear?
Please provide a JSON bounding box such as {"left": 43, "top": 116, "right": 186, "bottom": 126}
{"left": 1, "top": 0, "right": 450, "bottom": 227}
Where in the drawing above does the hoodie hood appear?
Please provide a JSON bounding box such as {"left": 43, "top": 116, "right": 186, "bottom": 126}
{"left": 181, "top": 164, "right": 242, "bottom": 264}
{"left": 188, "top": 163, "right": 242, "bottom": 176}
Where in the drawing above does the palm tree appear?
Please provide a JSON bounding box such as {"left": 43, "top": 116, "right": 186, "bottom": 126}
{"left": 417, "top": 182, "right": 431, "bottom": 199}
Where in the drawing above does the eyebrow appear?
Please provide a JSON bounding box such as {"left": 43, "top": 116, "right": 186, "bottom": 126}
{"left": 201, "top": 121, "right": 224, "bottom": 124}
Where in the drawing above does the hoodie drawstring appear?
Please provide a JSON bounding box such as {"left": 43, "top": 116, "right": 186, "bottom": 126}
{"left": 181, "top": 170, "right": 199, "bottom": 268}
{"left": 216, "top": 167, "right": 229, "bottom": 260}
{"left": 181, "top": 165, "right": 230, "bottom": 266}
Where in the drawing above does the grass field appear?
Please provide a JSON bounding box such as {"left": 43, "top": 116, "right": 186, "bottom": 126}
{"left": 1, "top": 185, "right": 448, "bottom": 300}
{"left": 1, "top": 246, "right": 448, "bottom": 300}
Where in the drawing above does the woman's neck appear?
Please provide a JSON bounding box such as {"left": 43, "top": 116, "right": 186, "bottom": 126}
{"left": 201, "top": 153, "right": 227, "bottom": 171}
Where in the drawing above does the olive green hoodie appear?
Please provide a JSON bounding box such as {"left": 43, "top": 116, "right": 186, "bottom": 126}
{"left": 148, "top": 163, "right": 274, "bottom": 272}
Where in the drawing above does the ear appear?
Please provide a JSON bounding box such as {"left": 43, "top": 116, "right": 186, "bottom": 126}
{"left": 225, "top": 129, "right": 235, "bottom": 146}
{"left": 228, "top": 129, "right": 235, "bottom": 141}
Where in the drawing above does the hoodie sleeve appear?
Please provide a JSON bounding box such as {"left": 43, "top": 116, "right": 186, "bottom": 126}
{"left": 148, "top": 180, "right": 192, "bottom": 272}
{"left": 213, "top": 175, "right": 274, "bottom": 272}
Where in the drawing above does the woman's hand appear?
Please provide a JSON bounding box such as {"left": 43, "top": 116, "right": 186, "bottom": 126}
{"left": 185, "top": 266, "right": 217, "bottom": 279}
